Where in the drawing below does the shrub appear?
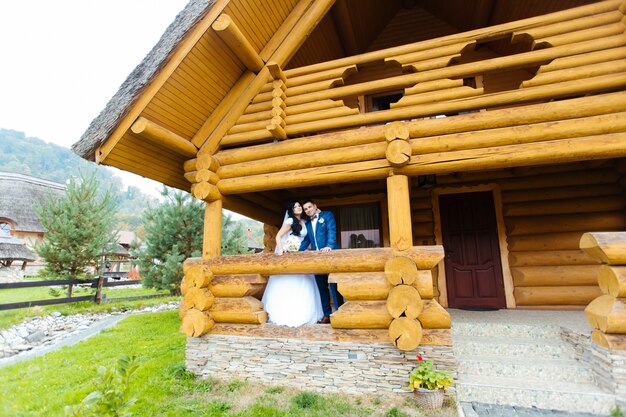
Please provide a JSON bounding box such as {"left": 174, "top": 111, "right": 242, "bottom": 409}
{"left": 292, "top": 391, "right": 321, "bottom": 409}
{"left": 65, "top": 354, "right": 138, "bottom": 417}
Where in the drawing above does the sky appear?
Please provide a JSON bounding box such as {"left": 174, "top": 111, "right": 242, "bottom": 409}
{"left": 0, "top": 0, "right": 190, "bottom": 196}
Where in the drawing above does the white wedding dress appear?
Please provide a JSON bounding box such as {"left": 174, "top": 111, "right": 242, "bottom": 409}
{"left": 262, "top": 218, "right": 324, "bottom": 327}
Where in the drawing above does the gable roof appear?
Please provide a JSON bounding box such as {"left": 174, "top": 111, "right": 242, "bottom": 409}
{"left": 72, "top": 0, "right": 214, "bottom": 163}
{"left": 0, "top": 172, "right": 65, "bottom": 233}
{"left": 71, "top": 0, "right": 606, "bottom": 193}
{"left": 73, "top": 0, "right": 302, "bottom": 191}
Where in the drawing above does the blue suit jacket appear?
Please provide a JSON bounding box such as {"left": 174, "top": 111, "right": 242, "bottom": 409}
{"left": 299, "top": 211, "right": 338, "bottom": 251}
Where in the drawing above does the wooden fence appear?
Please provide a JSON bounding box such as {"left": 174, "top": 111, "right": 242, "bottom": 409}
{"left": 0, "top": 277, "right": 170, "bottom": 311}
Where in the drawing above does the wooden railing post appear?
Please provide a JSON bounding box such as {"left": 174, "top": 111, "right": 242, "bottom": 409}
{"left": 386, "top": 174, "right": 413, "bottom": 251}
{"left": 95, "top": 276, "right": 106, "bottom": 305}
{"left": 203, "top": 199, "right": 222, "bottom": 259}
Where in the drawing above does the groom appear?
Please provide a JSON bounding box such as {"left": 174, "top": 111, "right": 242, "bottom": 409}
{"left": 299, "top": 198, "right": 344, "bottom": 323}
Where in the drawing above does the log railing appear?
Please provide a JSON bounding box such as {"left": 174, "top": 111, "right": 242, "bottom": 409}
{"left": 580, "top": 232, "right": 626, "bottom": 350}
{"left": 214, "top": 0, "right": 625, "bottom": 147}
{"left": 179, "top": 246, "right": 447, "bottom": 350}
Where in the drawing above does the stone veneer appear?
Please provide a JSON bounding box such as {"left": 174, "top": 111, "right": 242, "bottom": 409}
{"left": 561, "top": 328, "right": 626, "bottom": 407}
{"left": 186, "top": 335, "right": 456, "bottom": 394}
{"left": 589, "top": 344, "right": 626, "bottom": 406}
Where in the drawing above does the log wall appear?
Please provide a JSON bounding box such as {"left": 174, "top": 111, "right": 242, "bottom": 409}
{"left": 408, "top": 160, "right": 626, "bottom": 309}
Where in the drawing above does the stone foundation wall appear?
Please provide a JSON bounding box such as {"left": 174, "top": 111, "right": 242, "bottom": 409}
{"left": 186, "top": 335, "right": 456, "bottom": 394}
{"left": 589, "top": 344, "right": 626, "bottom": 406}
{"left": 561, "top": 328, "right": 626, "bottom": 407}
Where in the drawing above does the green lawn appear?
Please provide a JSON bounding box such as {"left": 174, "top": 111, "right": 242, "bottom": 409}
{"left": 0, "top": 285, "right": 178, "bottom": 330}
{"left": 0, "top": 282, "right": 169, "bottom": 304}
{"left": 0, "top": 311, "right": 456, "bottom": 417}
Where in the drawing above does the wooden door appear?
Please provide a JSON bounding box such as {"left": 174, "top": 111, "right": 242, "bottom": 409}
{"left": 439, "top": 192, "right": 506, "bottom": 309}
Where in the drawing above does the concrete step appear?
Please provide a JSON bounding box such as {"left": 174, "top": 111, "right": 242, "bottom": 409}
{"left": 457, "top": 355, "right": 595, "bottom": 384}
{"left": 452, "top": 322, "right": 562, "bottom": 341}
{"left": 453, "top": 335, "right": 576, "bottom": 359}
{"left": 456, "top": 374, "right": 615, "bottom": 415}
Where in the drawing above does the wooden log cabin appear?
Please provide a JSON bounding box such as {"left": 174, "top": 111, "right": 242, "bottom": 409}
{"left": 73, "top": 0, "right": 626, "bottom": 363}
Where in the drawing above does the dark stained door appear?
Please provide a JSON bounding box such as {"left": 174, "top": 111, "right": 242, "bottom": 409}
{"left": 439, "top": 192, "right": 506, "bottom": 309}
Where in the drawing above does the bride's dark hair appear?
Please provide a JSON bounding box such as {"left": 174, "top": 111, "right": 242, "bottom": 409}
{"left": 286, "top": 200, "right": 306, "bottom": 236}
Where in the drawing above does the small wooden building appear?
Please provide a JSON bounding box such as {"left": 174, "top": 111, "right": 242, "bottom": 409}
{"left": 73, "top": 0, "right": 626, "bottom": 390}
{"left": 0, "top": 172, "right": 65, "bottom": 275}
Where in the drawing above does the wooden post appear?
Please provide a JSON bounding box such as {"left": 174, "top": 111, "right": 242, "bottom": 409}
{"left": 204, "top": 199, "right": 222, "bottom": 259}
{"left": 95, "top": 276, "right": 106, "bottom": 305}
{"left": 387, "top": 175, "right": 413, "bottom": 251}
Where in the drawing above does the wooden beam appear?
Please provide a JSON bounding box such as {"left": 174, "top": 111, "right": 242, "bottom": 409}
{"left": 283, "top": 71, "right": 626, "bottom": 136}
{"left": 215, "top": 92, "right": 626, "bottom": 166}
{"left": 284, "top": 0, "right": 621, "bottom": 78}
{"left": 203, "top": 199, "right": 222, "bottom": 259}
{"left": 331, "top": 0, "right": 358, "bottom": 55}
{"left": 514, "top": 285, "right": 602, "bottom": 305}
{"left": 197, "top": 0, "right": 336, "bottom": 155}
{"left": 191, "top": 72, "right": 256, "bottom": 148}
{"left": 212, "top": 14, "right": 264, "bottom": 73}
{"left": 129, "top": 117, "right": 197, "bottom": 158}
{"left": 580, "top": 232, "right": 626, "bottom": 264}
{"left": 221, "top": 195, "right": 282, "bottom": 226}
{"left": 387, "top": 175, "right": 413, "bottom": 250}
{"left": 185, "top": 246, "right": 444, "bottom": 275}
{"left": 270, "top": 0, "right": 337, "bottom": 66}
{"left": 216, "top": 132, "right": 626, "bottom": 194}
{"left": 208, "top": 323, "right": 452, "bottom": 345}
{"left": 95, "top": 0, "right": 231, "bottom": 164}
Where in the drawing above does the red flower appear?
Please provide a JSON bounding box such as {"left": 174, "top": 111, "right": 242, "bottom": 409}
{"left": 416, "top": 355, "right": 423, "bottom": 361}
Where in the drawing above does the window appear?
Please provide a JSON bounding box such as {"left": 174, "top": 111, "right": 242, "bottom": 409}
{"left": 337, "top": 204, "right": 382, "bottom": 249}
{"left": 365, "top": 91, "right": 403, "bottom": 112}
{"left": 0, "top": 222, "right": 11, "bottom": 237}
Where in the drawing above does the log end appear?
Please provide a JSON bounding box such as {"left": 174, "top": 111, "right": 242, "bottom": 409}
{"left": 592, "top": 329, "right": 626, "bottom": 350}
{"left": 389, "top": 317, "right": 423, "bottom": 351}
{"left": 385, "top": 256, "right": 418, "bottom": 286}
{"left": 579, "top": 233, "right": 609, "bottom": 263}
{"left": 181, "top": 309, "right": 215, "bottom": 337}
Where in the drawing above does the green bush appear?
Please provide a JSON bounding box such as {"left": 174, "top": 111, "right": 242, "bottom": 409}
{"left": 65, "top": 354, "right": 139, "bottom": 417}
{"left": 292, "top": 391, "right": 321, "bottom": 409}
{"left": 386, "top": 407, "right": 408, "bottom": 417}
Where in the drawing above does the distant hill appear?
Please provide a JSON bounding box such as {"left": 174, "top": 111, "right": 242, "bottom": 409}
{"left": 0, "top": 128, "right": 265, "bottom": 243}
{"left": 0, "top": 128, "right": 158, "bottom": 231}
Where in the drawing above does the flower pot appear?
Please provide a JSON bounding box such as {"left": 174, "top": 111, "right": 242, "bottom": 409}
{"left": 413, "top": 388, "right": 444, "bottom": 409}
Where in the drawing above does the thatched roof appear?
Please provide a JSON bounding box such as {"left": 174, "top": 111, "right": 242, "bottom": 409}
{"left": 72, "top": 0, "right": 213, "bottom": 160}
{"left": 0, "top": 236, "right": 36, "bottom": 262}
{"left": 0, "top": 172, "right": 65, "bottom": 233}
{"left": 102, "top": 243, "right": 131, "bottom": 257}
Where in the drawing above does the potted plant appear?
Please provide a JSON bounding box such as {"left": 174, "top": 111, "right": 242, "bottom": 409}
{"left": 405, "top": 355, "right": 454, "bottom": 409}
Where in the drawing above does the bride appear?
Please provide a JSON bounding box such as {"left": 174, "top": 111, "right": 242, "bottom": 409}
{"left": 262, "top": 201, "right": 324, "bottom": 327}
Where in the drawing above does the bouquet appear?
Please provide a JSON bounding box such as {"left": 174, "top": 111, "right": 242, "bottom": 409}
{"left": 283, "top": 235, "right": 301, "bottom": 252}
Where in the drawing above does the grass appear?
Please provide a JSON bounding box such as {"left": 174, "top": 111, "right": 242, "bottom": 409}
{"left": 0, "top": 284, "right": 178, "bottom": 330}
{"left": 0, "top": 310, "right": 457, "bottom": 417}
{"left": 0, "top": 282, "right": 169, "bottom": 304}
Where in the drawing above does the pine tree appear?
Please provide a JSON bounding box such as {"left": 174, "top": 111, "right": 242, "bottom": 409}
{"left": 136, "top": 188, "right": 251, "bottom": 294}
{"left": 135, "top": 188, "right": 204, "bottom": 294}
{"left": 221, "top": 215, "right": 250, "bottom": 255}
{"left": 35, "top": 172, "right": 118, "bottom": 280}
